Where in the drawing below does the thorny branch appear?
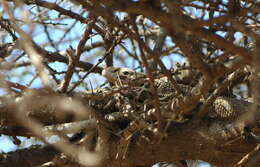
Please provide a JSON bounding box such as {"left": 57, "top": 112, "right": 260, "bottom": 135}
{"left": 0, "top": 0, "right": 259, "bottom": 167}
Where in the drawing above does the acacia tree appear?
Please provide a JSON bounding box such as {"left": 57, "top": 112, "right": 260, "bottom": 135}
{"left": 0, "top": 0, "right": 259, "bottom": 167}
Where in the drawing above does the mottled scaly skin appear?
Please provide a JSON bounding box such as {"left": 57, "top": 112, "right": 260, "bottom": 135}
{"left": 210, "top": 96, "right": 254, "bottom": 121}
{"left": 102, "top": 67, "right": 190, "bottom": 99}
{"left": 102, "top": 67, "right": 250, "bottom": 121}
{"left": 102, "top": 67, "right": 146, "bottom": 86}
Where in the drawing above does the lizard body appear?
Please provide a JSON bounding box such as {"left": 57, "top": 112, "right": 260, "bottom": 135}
{"left": 102, "top": 67, "right": 253, "bottom": 121}
{"left": 102, "top": 67, "right": 190, "bottom": 100}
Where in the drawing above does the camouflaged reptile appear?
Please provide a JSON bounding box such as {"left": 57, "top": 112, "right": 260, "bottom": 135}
{"left": 101, "top": 67, "right": 259, "bottom": 122}
{"left": 102, "top": 67, "right": 191, "bottom": 101}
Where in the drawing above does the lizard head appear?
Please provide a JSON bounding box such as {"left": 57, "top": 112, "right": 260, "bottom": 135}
{"left": 102, "top": 67, "right": 137, "bottom": 85}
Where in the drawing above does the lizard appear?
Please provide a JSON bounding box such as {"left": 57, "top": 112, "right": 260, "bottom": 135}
{"left": 101, "top": 67, "right": 260, "bottom": 166}
{"left": 101, "top": 66, "right": 260, "bottom": 123}
{"left": 102, "top": 67, "right": 201, "bottom": 166}
{"left": 101, "top": 67, "right": 147, "bottom": 87}
{"left": 102, "top": 66, "right": 191, "bottom": 101}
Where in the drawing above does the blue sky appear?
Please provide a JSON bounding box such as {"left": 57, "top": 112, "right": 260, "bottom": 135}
{"left": 1, "top": 1, "right": 248, "bottom": 166}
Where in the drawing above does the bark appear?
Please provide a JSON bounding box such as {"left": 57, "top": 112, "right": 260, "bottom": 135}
{"left": 0, "top": 90, "right": 259, "bottom": 167}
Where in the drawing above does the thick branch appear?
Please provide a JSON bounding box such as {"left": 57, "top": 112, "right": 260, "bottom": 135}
{"left": 0, "top": 146, "right": 58, "bottom": 167}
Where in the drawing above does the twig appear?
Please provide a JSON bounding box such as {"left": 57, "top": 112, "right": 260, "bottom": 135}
{"left": 68, "top": 37, "right": 120, "bottom": 93}
{"left": 59, "top": 21, "right": 94, "bottom": 93}
{"left": 6, "top": 81, "right": 30, "bottom": 91}
{"left": 235, "top": 144, "right": 260, "bottom": 167}
{"left": 131, "top": 16, "right": 163, "bottom": 135}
